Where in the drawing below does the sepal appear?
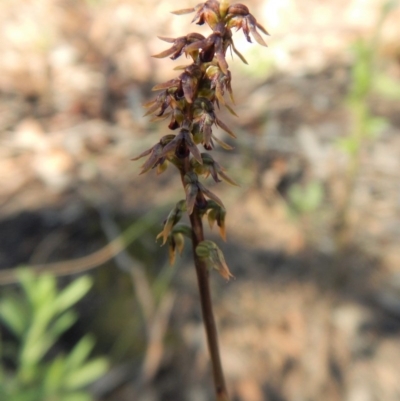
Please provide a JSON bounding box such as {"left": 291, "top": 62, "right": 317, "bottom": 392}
{"left": 167, "top": 225, "right": 192, "bottom": 265}
{"left": 191, "top": 153, "right": 239, "bottom": 186}
{"left": 206, "top": 200, "right": 227, "bottom": 241}
{"left": 156, "top": 200, "right": 187, "bottom": 245}
{"left": 131, "top": 134, "right": 176, "bottom": 175}
{"left": 184, "top": 172, "right": 225, "bottom": 214}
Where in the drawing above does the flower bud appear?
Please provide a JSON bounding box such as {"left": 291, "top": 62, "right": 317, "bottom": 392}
{"left": 206, "top": 200, "right": 227, "bottom": 241}
{"left": 156, "top": 200, "right": 186, "bottom": 245}
{"left": 196, "top": 240, "right": 234, "bottom": 280}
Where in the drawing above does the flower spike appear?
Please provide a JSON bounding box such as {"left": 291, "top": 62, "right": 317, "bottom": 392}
{"left": 134, "top": 1, "right": 269, "bottom": 397}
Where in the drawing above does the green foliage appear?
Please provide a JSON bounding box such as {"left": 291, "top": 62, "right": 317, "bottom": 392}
{"left": 348, "top": 39, "right": 374, "bottom": 101}
{"left": 288, "top": 181, "right": 324, "bottom": 217}
{"left": 0, "top": 269, "right": 108, "bottom": 401}
{"left": 329, "top": 0, "right": 398, "bottom": 248}
{"left": 343, "top": 0, "right": 397, "bottom": 153}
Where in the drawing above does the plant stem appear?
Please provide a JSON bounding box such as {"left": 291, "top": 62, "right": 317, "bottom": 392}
{"left": 180, "top": 154, "right": 229, "bottom": 400}
{"left": 189, "top": 208, "right": 230, "bottom": 401}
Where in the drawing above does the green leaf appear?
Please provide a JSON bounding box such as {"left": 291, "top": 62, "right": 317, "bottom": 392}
{"left": 64, "top": 335, "right": 95, "bottom": 371}
{"left": 43, "top": 355, "right": 66, "bottom": 394}
{"left": 32, "top": 274, "right": 56, "bottom": 310}
{"left": 288, "top": 182, "right": 323, "bottom": 214}
{"left": 349, "top": 40, "right": 373, "bottom": 99}
{"left": 64, "top": 358, "right": 108, "bottom": 390}
{"left": 16, "top": 269, "right": 36, "bottom": 303}
{"left": 0, "top": 296, "right": 28, "bottom": 337}
{"left": 17, "top": 270, "right": 56, "bottom": 312}
{"left": 20, "top": 332, "right": 53, "bottom": 368}
{"left": 336, "top": 137, "right": 359, "bottom": 156}
{"left": 48, "top": 311, "right": 78, "bottom": 339}
{"left": 55, "top": 276, "right": 92, "bottom": 314}
{"left": 20, "top": 307, "right": 62, "bottom": 366}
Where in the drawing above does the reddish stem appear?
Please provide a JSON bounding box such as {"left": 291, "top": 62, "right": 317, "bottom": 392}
{"left": 189, "top": 209, "right": 230, "bottom": 401}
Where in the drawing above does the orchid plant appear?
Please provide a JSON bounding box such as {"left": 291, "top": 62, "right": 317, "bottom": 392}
{"left": 133, "top": 1, "right": 268, "bottom": 399}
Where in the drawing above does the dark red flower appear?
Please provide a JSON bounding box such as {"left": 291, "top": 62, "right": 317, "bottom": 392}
{"left": 131, "top": 135, "right": 176, "bottom": 175}
{"left": 226, "top": 3, "right": 269, "bottom": 46}
{"left": 205, "top": 64, "right": 234, "bottom": 105}
{"left": 161, "top": 128, "right": 203, "bottom": 163}
{"left": 184, "top": 171, "right": 224, "bottom": 214}
{"left": 152, "top": 33, "right": 206, "bottom": 60}
{"left": 185, "top": 31, "right": 229, "bottom": 74}
{"left": 172, "top": 0, "right": 221, "bottom": 29}
{"left": 191, "top": 153, "right": 239, "bottom": 186}
{"left": 152, "top": 64, "right": 203, "bottom": 103}
{"left": 193, "top": 97, "right": 236, "bottom": 149}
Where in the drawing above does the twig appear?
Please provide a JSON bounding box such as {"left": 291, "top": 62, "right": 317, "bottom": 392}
{"left": 99, "top": 209, "right": 176, "bottom": 389}
{"left": 99, "top": 208, "right": 156, "bottom": 325}
{"left": 0, "top": 209, "right": 163, "bottom": 285}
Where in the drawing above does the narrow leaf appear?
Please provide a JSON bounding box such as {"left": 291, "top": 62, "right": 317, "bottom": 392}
{"left": 48, "top": 311, "right": 77, "bottom": 338}
{"left": 64, "top": 358, "right": 108, "bottom": 390}
{"left": 55, "top": 276, "right": 92, "bottom": 313}
{"left": 65, "top": 335, "right": 96, "bottom": 371}
{"left": 0, "top": 297, "right": 27, "bottom": 337}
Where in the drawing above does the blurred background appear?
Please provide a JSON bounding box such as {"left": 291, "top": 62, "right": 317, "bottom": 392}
{"left": 1, "top": 0, "right": 400, "bottom": 400}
